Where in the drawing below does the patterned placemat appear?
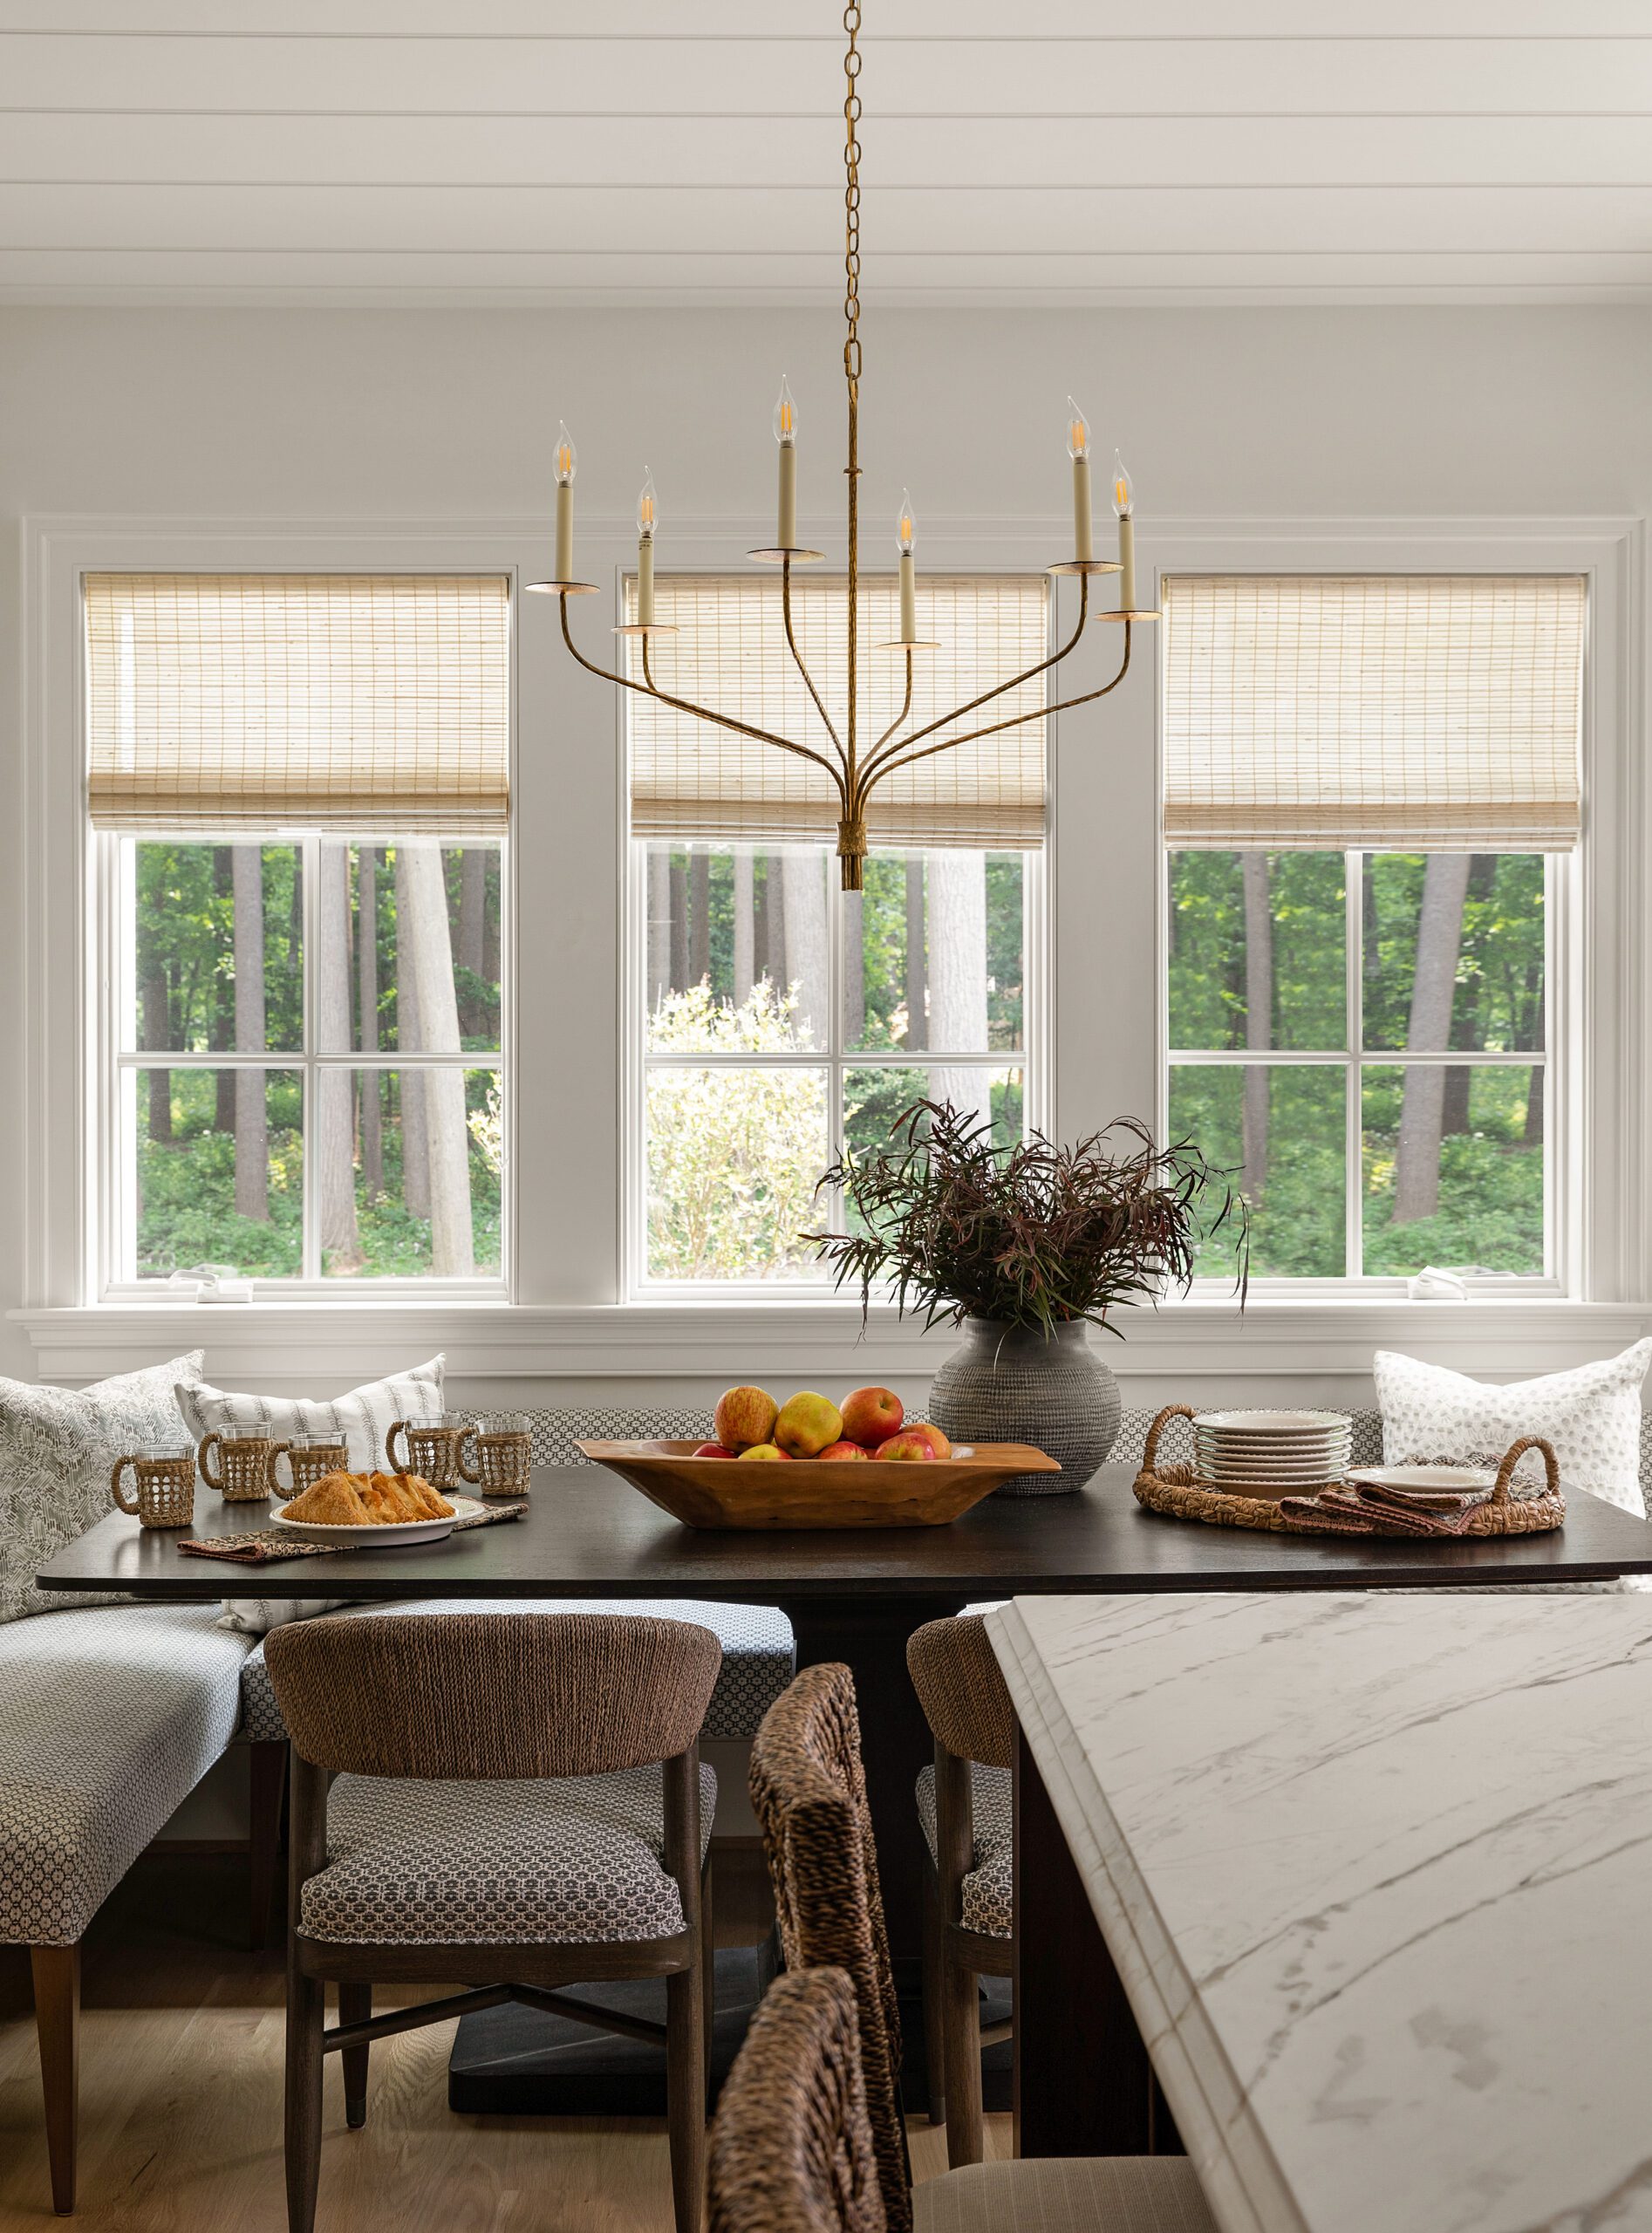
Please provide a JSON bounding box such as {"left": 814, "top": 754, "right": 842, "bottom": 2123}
{"left": 178, "top": 1498, "right": 529, "bottom": 1565}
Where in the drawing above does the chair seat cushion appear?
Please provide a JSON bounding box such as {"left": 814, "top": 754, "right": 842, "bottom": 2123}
{"left": 299, "top": 1760, "right": 717, "bottom": 1946}
{"left": 915, "top": 2156, "right": 1215, "bottom": 2231}
{"left": 917, "top": 1760, "right": 1013, "bottom": 1939}
{"left": 0, "top": 1604, "right": 253, "bottom": 1945}
{"left": 240, "top": 1595, "right": 792, "bottom": 1745}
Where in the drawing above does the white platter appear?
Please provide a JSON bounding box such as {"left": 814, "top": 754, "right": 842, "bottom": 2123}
{"left": 1193, "top": 1410, "right": 1348, "bottom": 1433}
{"left": 271, "top": 1492, "right": 481, "bottom": 1547}
{"left": 1345, "top": 1465, "right": 1497, "bottom": 1494}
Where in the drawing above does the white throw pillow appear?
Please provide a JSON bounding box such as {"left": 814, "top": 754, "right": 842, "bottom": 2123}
{"left": 1374, "top": 1342, "right": 1652, "bottom": 1518}
{"left": 175, "top": 1355, "right": 446, "bottom": 1636}
{"left": 0, "top": 1350, "right": 205, "bottom": 1623}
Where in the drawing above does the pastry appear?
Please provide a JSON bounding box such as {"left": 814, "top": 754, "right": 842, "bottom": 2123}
{"left": 279, "top": 1469, "right": 454, "bottom": 1526}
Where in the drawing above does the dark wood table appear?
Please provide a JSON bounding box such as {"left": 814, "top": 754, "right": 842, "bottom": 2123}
{"left": 40, "top": 1464, "right": 1652, "bottom": 2114}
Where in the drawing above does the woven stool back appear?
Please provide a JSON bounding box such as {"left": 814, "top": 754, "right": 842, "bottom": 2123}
{"left": 749, "top": 1664, "right": 910, "bottom": 2233}
{"left": 709, "top": 1967, "right": 885, "bottom": 2233}
{"left": 905, "top": 1615, "right": 1015, "bottom": 1771}
{"left": 265, "top": 1610, "right": 722, "bottom": 1779}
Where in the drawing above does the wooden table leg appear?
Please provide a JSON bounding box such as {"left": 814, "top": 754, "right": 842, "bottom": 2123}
{"left": 1014, "top": 1724, "right": 1153, "bottom": 2157}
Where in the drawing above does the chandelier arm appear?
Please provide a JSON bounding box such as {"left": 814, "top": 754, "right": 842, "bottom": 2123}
{"left": 870, "top": 571, "right": 1092, "bottom": 768}
{"left": 868, "top": 647, "right": 915, "bottom": 757}
{"left": 559, "top": 596, "right": 845, "bottom": 790}
{"left": 781, "top": 558, "right": 846, "bottom": 766}
{"left": 867, "top": 622, "right": 1131, "bottom": 782}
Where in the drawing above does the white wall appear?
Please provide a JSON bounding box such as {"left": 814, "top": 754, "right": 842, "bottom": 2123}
{"left": 4, "top": 304, "right": 1651, "bottom": 1412}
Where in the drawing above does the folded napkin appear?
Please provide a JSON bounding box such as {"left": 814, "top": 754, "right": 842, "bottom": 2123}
{"left": 1279, "top": 1481, "right": 1490, "bottom": 1538}
{"left": 179, "top": 1499, "right": 529, "bottom": 1565}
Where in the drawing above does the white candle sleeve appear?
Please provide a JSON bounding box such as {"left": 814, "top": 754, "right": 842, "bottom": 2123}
{"left": 778, "top": 443, "right": 797, "bottom": 550}
{"left": 1118, "top": 513, "right": 1136, "bottom": 611}
{"left": 555, "top": 482, "right": 574, "bottom": 584}
{"left": 899, "top": 549, "right": 917, "bottom": 642}
{"left": 1073, "top": 454, "right": 1093, "bottom": 563}
{"left": 638, "top": 536, "right": 655, "bottom": 626}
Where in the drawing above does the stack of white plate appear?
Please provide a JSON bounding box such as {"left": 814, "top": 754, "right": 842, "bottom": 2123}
{"left": 1192, "top": 1410, "right": 1353, "bottom": 1500}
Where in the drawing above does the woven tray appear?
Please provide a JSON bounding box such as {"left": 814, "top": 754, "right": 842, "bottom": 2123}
{"left": 1132, "top": 1403, "right": 1565, "bottom": 1538}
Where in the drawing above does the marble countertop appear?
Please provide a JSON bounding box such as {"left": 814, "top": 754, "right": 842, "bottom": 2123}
{"left": 988, "top": 1589, "right": 1652, "bottom": 2233}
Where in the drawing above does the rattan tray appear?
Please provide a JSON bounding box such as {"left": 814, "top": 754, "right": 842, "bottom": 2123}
{"left": 1132, "top": 1403, "right": 1565, "bottom": 1538}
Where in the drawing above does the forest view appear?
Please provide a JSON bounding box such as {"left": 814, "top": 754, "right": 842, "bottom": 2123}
{"left": 130, "top": 841, "right": 502, "bottom": 1281}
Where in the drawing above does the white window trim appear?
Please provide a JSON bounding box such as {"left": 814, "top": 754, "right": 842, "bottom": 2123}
{"left": 12, "top": 509, "right": 1651, "bottom": 1387}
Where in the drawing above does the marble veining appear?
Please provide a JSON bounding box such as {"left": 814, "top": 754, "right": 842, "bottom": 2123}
{"left": 988, "top": 1590, "right": 1652, "bottom": 2233}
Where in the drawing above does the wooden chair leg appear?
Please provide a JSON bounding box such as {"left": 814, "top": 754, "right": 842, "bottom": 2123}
{"left": 920, "top": 1865, "right": 947, "bottom": 2126}
{"left": 285, "top": 1960, "right": 325, "bottom": 2233}
{"left": 941, "top": 1932, "right": 985, "bottom": 2170}
{"left": 31, "top": 1943, "right": 79, "bottom": 2216}
{"left": 338, "top": 1979, "right": 371, "bottom": 2129}
{"left": 666, "top": 1959, "right": 707, "bottom": 2233}
{"left": 700, "top": 1854, "right": 717, "bottom": 2076}
{"left": 249, "top": 1740, "right": 289, "bottom": 1951}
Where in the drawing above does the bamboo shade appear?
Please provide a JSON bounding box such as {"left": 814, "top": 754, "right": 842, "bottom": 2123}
{"left": 85, "top": 573, "right": 510, "bottom": 833}
{"left": 1163, "top": 574, "right": 1585, "bottom": 851}
{"left": 626, "top": 572, "right": 1048, "bottom": 847}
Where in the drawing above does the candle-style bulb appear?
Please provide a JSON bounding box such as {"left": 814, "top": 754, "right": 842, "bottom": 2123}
{"left": 1112, "top": 451, "right": 1134, "bottom": 517}
{"left": 1066, "top": 398, "right": 1090, "bottom": 462}
{"left": 553, "top": 421, "right": 577, "bottom": 487}
{"left": 773, "top": 375, "right": 798, "bottom": 447}
{"left": 637, "top": 468, "right": 658, "bottom": 539}
{"left": 896, "top": 489, "right": 916, "bottom": 555}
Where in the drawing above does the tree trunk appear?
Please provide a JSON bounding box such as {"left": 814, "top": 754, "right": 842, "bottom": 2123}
{"left": 395, "top": 849, "right": 431, "bottom": 1219}
{"left": 754, "top": 856, "right": 775, "bottom": 985}
{"left": 141, "top": 968, "right": 172, "bottom": 1143}
{"left": 232, "top": 846, "right": 269, "bottom": 1220}
{"left": 358, "top": 847, "right": 383, "bottom": 1198}
{"left": 317, "top": 845, "right": 362, "bottom": 1268}
{"left": 1240, "top": 852, "right": 1273, "bottom": 1199}
{"left": 733, "top": 852, "right": 755, "bottom": 1005}
{"left": 1393, "top": 853, "right": 1473, "bottom": 1224}
{"left": 782, "top": 852, "right": 829, "bottom": 1048}
{"left": 646, "top": 851, "right": 672, "bottom": 1013}
{"left": 842, "top": 888, "right": 864, "bottom": 1048}
{"left": 925, "top": 850, "right": 989, "bottom": 1127}
{"left": 669, "top": 855, "right": 689, "bottom": 994}
{"left": 690, "top": 851, "right": 711, "bottom": 986}
{"left": 904, "top": 857, "right": 927, "bottom": 1049}
{"left": 399, "top": 840, "right": 474, "bottom": 1276}
{"left": 1441, "top": 855, "right": 1495, "bottom": 1137}
{"left": 1524, "top": 1065, "right": 1546, "bottom": 1146}
{"left": 214, "top": 848, "right": 236, "bottom": 1134}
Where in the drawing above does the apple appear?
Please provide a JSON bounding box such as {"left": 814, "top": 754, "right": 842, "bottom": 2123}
{"left": 737, "top": 1443, "right": 792, "bottom": 1462}
{"left": 840, "top": 1384, "right": 903, "bottom": 1448}
{"left": 775, "top": 1390, "right": 844, "bottom": 1458}
{"left": 875, "top": 1430, "right": 939, "bottom": 1463}
{"left": 692, "top": 1442, "right": 737, "bottom": 1459}
{"left": 714, "top": 1384, "right": 780, "bottom": 1453}
{"left": 903, "top": 1421, "right": 952, "bottom": 1461}
{"left": 818, "top": 1439, "right": 870, "bottom": 1462}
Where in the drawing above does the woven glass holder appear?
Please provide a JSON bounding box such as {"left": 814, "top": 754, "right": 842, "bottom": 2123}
{"left": 465, "top": 1429, "right": 532, "bottom": 1497}
{"left": 198, "top": 1431, "right": 285, "bottom": 1504}
{"left": 111, "top": 1450, "right": 197, "bottom": 1529}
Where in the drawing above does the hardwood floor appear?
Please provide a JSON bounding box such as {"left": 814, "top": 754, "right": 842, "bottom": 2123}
{"left": 0, "top": 1847, "right": 1011, "bottom": 2228}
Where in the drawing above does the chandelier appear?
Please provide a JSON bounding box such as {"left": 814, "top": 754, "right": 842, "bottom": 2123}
{"left": 528, "top": 3, "right": 1157, "bottom": 891}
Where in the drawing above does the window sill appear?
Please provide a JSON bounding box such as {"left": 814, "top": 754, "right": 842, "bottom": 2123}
{"left": 11, "top": 1295, "right": 1652, "bottom": 1390}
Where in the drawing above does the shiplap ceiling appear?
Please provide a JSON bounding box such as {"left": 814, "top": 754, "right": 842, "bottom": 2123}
{"left": 2, "top": 2, "right": 1650, "bottom": 308}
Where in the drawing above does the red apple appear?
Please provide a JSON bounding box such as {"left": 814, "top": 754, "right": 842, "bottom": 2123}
{"left": 875, "top": 1430, "right": 939, "bottom": 1463}
{"left": 737, "top": 1443, "right": 792, "bottom": 1462}
{"left": 818, "top": 1439, "right": 870, "bottom": 1462}
{"left": 714, "top": 1384, "right": 780, "bottom": 1452}
{"left": 693, "top": 1442, "right": 738, "bottom": 1459}
{"left": 840, "top": 1384, "right": 904, "bottom": 1448}
{"left": 903, "top": 1421, "right": 952, "bottom": 1460}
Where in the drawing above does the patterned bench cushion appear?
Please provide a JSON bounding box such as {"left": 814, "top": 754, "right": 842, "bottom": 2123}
{"left": 240, "top": 1595, "right": 794, "bottom": 1746}
{"left": 301, "top": 1760, "right": 716, "bottom": 1946}
{"left": 916, "top": 1759, "right": 1013, "bottom": 1940}
{"left": 0, "top": 1604, "right": 253, "bottom": 1945}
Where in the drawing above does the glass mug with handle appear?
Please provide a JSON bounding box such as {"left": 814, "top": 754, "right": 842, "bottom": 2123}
{"left": 198, "top": 1421, "right": 287, "bottom": 1503}
{"left": 274, "top": 1431, "right": 351, "bottom": 1499}
{"left": 462, "top": 1411, "right": 532, "bottom": 1497}
{"left": 384, "top": 1412, "right": 470, "bottom": 1491}
{"left": 111, "top": 1440, "right": 196, "bottom": 1529}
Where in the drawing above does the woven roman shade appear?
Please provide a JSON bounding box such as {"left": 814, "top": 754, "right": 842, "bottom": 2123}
{"left": 85, "top": 573, "right": 510, "bottom": 834}
{"left": 626, "top": 572, "right": 1048, "bottom": 848}
{"left": 1163, "top": 574, "right": 1585, "bottom": 851}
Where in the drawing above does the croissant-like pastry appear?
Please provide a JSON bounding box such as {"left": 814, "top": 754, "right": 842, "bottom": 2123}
{"left": 281, "top": 1468, "right": 454, "bottom": 1526}
{"left": 280, "top": 1471, "right": 373, "bottom": 1526}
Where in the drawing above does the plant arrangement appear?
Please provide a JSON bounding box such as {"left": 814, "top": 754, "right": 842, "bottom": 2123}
{"left": 810, "top": 1100, "right": 1247, "bottom": 1335}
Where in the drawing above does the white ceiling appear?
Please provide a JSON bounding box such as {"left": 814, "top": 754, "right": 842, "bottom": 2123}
{"left": 2, "top": 2, "right": 1649, "bottom": 309}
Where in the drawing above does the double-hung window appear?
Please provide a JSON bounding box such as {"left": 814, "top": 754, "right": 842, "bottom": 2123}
{"left": 1163, "top": 573, "right": 1584, "bottom": 1285}
{"left": 626, "top": 573, "right": 1048, "bottom": 1286}
{"left": 88, "top": 573, "right": 510, "bottom": 1289}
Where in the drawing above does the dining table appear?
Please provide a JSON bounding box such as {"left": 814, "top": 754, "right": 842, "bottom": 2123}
{"left": 38, "top": 1458, "right": 1652, "bottom": 2119}
{"left": 988, "top": 1586, "right": 1652, "bottom": 2232}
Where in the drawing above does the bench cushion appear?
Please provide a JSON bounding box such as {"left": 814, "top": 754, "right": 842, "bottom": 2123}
{"left": 301, "top": 1760, "right": 716, "bottom": 1946}
{"left": 0, "top": 1604, "right": 253, "bottom": 1944}
{"left": 916, "top": 1760, "right": 1013, "bottom": 1939}
{"left": 240, "top": 1595, "right": 794, "bottom": 1745}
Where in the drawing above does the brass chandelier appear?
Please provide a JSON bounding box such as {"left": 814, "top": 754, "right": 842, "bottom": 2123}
{"left": 529, "top": 3, "right": 1157, "bottom": 892}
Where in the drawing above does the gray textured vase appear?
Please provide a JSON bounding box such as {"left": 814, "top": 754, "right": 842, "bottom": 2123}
{"left": 925, "top": 1318, "right": 1122, "bottom": 1496}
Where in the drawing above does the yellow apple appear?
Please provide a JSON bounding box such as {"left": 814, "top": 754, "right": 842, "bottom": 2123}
{"left": 775, "top": 1390, "right": 844, "bottom": 1458}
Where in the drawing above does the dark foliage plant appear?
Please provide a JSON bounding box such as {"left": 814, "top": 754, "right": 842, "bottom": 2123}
{"left": 809, "top": 1099, "right": 1248, "bottom": 1335}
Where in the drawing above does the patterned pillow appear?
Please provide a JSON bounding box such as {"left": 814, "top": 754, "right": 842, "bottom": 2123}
{"left": 1375, "top": 1343, "right": 1652, "bottom": 1518}
{"left": 176, "top": 1356, "right": 446, "bottom": 1637}
{"left": 0, "top": 1351, "right": 205, "bottom": 1624}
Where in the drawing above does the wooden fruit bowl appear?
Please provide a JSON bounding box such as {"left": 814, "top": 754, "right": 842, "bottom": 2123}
{"left": 577, "top": 1439, "right": 1061, "bottom": 1530}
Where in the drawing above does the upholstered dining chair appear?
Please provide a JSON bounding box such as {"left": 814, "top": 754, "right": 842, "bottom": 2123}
{"left": 747, "top": 1664, "right": 1215, "bottom": 2233}
{"left": 264, "top": 1610, "right": 722, "bottom": 2233}
{"left": 907, "top": 1613, "right": 1015, "bottom": 2167}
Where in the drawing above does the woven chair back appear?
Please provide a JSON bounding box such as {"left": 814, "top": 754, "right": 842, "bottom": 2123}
{"left": 905, "top": 1614, "right": 1015, "bottom": 1771}
{"left": 265, "top": 1610, "right": 722, "bottom": 1779}
{"left": 709, "top": 1967, "right": 886, "bottom": 2233}
{"left": 749, "top": 1664, "right": 910, "bottom": 2233}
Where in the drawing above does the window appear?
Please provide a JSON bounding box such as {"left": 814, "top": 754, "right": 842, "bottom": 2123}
{"left": 627, "top": 574, "right": 1047, "bottom": 1287}
{"left": 88, "top": 575, "right": 509, "bottom": 1288}
{"left": 1163, "top": 574, "right": 1583, "bottom": 1286}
